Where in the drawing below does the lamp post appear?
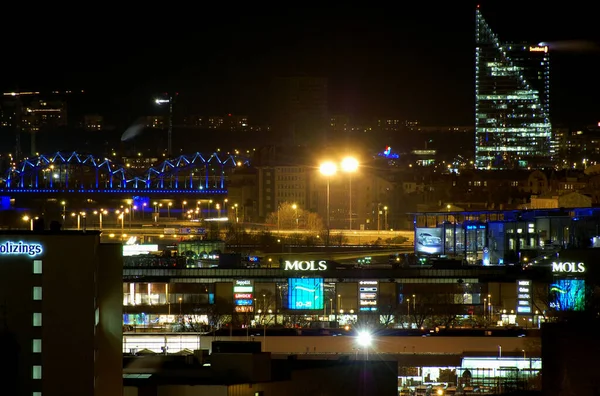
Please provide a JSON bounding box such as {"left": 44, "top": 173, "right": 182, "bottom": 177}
{"left": 61, "top": 200, "right": 66, "bottom": 223}
{"left": 234, "top": 203, "right": 239, "bottom": 223}
{"left": 154, "top": 93, "right": 177, "bottom": 157}
{"left": 341, "top": 157, "right": 359, "bottom": 230}
{"left": 167, "top": 202, "right": 172, "bottom": 218}
{"left": 23, "top": 215, "right": 33, "bottom": 230}
{"left": 384, "top": 206, "right": 388, "bottom": 230}
{"left": 292, "top": 203, "right": 298, "bottom": 230}
{"left": 319, "top": 161, "right": 337, "bottom": 235}
{"left": 94, "top": 209, "right": 107, "bottom": 229}
{"left": 126, "top": 199, "right": 133, "bottom": 228}
{"left": 118, "top": 213, "right": 124, "bottom": 235}
{"left": 71, "top": 212, "right": 80, "bottom": 230}
{"left": 182, "top": 201, "right": 187, "bottom": 219}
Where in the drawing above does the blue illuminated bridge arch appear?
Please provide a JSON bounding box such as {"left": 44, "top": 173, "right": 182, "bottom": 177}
{"left": 0, "top": 151, "right": 250, "bottom": 195}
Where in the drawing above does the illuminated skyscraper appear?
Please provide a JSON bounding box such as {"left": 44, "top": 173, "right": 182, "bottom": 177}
{"left": 475, "top": 8, "right": 552, "bottom": 169}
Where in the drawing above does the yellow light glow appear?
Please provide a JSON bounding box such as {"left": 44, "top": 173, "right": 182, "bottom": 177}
{"left": 319, "top": 161, "right": 337, "bottom": 176}
{"left": 341, "top": 157, "right": 359, "bottom": 172}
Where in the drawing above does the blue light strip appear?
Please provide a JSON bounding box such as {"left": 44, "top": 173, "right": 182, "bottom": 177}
{"left": 0, "top": 188, "right": 228, "bottom": 194}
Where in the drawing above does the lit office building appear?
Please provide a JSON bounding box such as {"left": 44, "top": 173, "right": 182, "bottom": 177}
{"left": 0, "top": 231, "right": 122, "bottom": 396}
{"left": 475, "top": 7, "right": 552, "bottom": 169}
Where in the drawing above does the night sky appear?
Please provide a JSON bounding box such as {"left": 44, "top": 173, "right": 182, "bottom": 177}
{"left": 3, "top": 2, "right": 599, "bottom": 126}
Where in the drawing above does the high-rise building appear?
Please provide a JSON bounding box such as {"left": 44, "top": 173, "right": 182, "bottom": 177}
{"left": 0, "top": 230, "right": 123, "bottom": 396}
{"left": 475, "top": 7, "right": 552, "bottom": 170}
{"left": 270, "top": 76, "right": 328, "bottom": 146}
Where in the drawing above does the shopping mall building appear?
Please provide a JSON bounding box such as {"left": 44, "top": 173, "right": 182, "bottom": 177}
{"left": 122, "top": 208, "right": 599, "bottom": 330}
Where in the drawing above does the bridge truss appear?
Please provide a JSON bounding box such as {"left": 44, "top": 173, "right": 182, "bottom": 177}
{"left": 1, "top": 151, "right": 249, "bottom": 193}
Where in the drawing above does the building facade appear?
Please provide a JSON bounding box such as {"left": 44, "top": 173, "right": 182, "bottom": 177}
{"left": 475, "top": 8, "right": 552, "bottom": 170}
{"left": 0, "top": 231, "right": 122, "bottom": 396}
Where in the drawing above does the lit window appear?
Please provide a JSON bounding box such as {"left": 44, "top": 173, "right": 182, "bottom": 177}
{"left": 33, "top": 287, "right": 42, "bottom": 301}
{"left": 33, "top": 392, "right": 42, "bottom": 396}
{"left": 33, "top": 339, "right": 41, "bottom": 353}
{"left": 33, "top": 313, "right": 42, "bottom": 327}
{"left": 33, "top": 260, "right": 42, "bottom": 274}
{"left": 33, "top": 365, "right": 42, "bottom": 379}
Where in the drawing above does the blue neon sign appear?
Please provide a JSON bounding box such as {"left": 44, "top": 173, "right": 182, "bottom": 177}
{"left": 0, "top": 241, "right": 43, "bottom": 257}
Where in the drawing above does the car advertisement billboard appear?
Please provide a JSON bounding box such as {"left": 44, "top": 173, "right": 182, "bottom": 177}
{"left": 288, "top": 278, "right": 323, "bottom": 310}
{"left": 415, "top": 227, "right": 443, "bottom": 254}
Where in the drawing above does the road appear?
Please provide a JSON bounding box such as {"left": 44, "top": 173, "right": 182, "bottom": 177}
{"left": 70, "top": 223, "right": 414, "bottom": 245}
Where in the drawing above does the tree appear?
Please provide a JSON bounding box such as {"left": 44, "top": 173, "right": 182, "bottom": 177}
{"left": 378, "top": 293, "right": 401, "bottom": 328}
{"left": 265, "top": 202, "right": 323, "bottom": 231}
{"left": 179, "top": 297, "right": 234, "bottom": 335}
{"left": 428, "top": 293, "right": 464, "bottom": 328}
{"left": 305, "top": 212, "right": 324, "bottom": 232}
{"left": 224, "top": 223, "right": 252, "bottom": 246}
{"left": 254, "top": 290, "right": 277, "bottom": 325}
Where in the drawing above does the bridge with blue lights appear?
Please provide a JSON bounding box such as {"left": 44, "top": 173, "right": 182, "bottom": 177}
{"left": 0, "top": 151, "right": 249, "bottom": 195}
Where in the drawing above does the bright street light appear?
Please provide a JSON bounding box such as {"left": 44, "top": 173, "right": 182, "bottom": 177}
{"left": 356, "top": 331, "right": 372, "bottom": 347}
{"left": 319, "top": 161, "right": 337, "bottom": 176}
{"left": 341, "top": 157, "right": 359, "bottom": 173}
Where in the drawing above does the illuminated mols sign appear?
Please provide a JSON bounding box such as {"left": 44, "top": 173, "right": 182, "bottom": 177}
{"left": 0, "top": 241, "right": 43, "bottom": 257}
{"left": 516, "top": 280, "right": 532, "bottom": 314}
{"left": 288, "top": 278, "right": 323, "bottom": 310}
{"left": 283, "top": 260, "right": 327, "bottom": 271}
{"left": 233, "top": 280, "right": 254, "bottom": 312}
{"left": 358, "top": 280, "right": 378, "bottom": 311}
{"left": 552, "top": 262, "right": 585, "bottom": 273}
{"left": 529, "top": 46, "right": 548, "bottom": 53}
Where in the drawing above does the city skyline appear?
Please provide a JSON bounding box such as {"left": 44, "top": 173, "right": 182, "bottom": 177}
{"left": 2, "top": 4, "right": 598, "bottom": 126}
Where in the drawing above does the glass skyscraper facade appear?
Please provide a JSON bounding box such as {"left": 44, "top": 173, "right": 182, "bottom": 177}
{"left": 475, "top": 8, "right": 552, "bottom": 170}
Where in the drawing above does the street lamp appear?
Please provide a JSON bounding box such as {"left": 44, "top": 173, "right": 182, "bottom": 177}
{"left": 154, "top": 93, "right": 177, "bottom": 156}
{"left": 23, "top": 215, "right": 33, "bottom": 231}
{"left": 341, "top": 156, "right": 359, "bottom": 230}
{"left": 292, "top": 203, "right": 298, "bottom": 230}
{"left": 384, "top": 206, "right": 388, "bottom": 230}
{"left": 182, "top": 201, "right": 187, "bottom": 219}
{"left": 93, "top": 209, "right": 108, "bottom": 229}
{"left": 319, "top": 161, "right": 337, "bottom": 231}
{"left": 60, "top": 200, "right": 66, "bottom": 223}
{"left": 167, "top": 202, "right": 172, "bottom": 218}
{"left": 118, "top": 213, "right": 124, "bottom": 235}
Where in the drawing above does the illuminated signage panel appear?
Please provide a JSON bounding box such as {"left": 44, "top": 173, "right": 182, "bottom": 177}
{"left": 288, "top": 278, "right": 323, "bottom": 310}
{"left": 123, "top": 244, "right": 159, "bottom": 256}
{"left": 516, "top": 279, "right": 532, "bottom": 315}
{"left": 233, "top": 280, "right": 254, "bottom": 311}
{"left": 0, "top": 241, "right": 43, "bottom": 257}
{"left": 358, "top": 280, "right": 378, "bottom": 311}
{"left": 529, "top": 46, "right": 548, "bottom": 52}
